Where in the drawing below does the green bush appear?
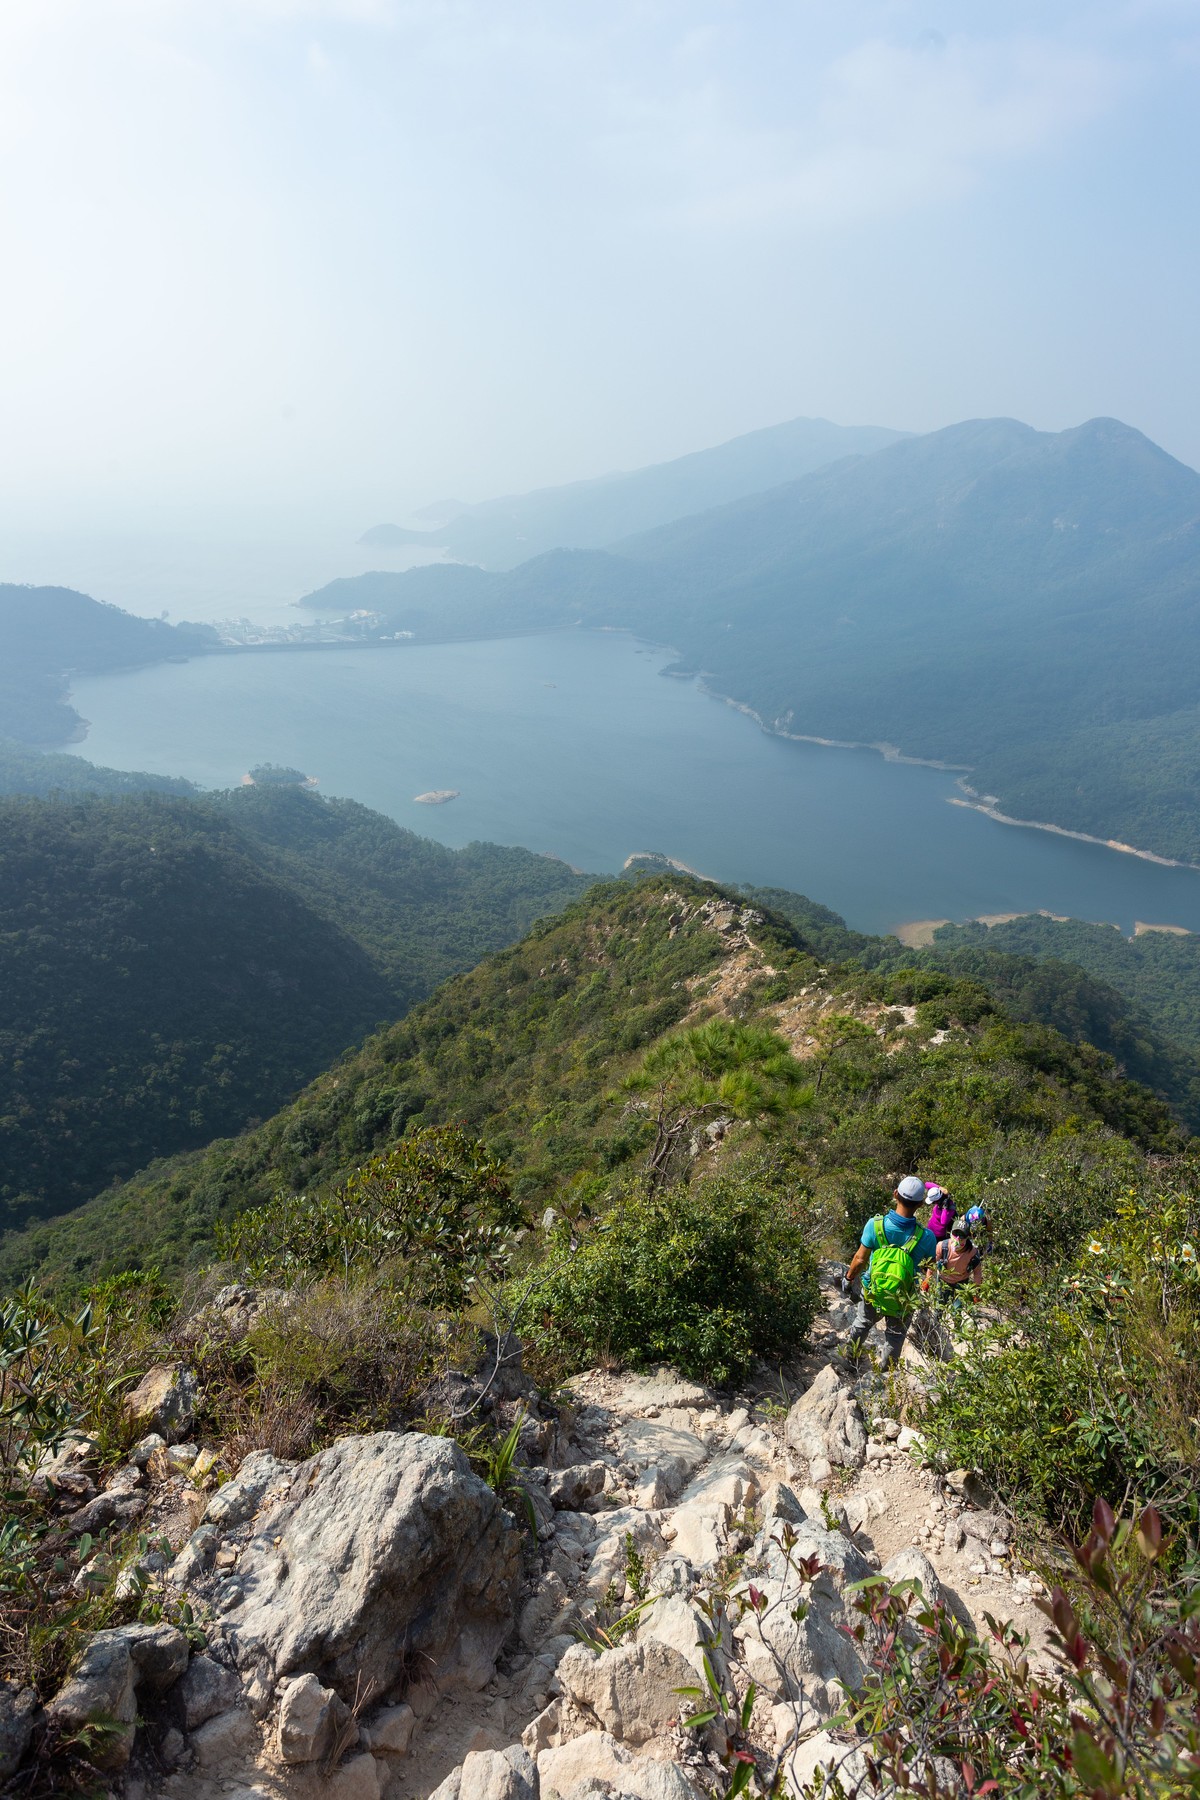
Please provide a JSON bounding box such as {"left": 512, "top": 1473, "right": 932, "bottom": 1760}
{"left": 922, "top": 1189, "right": 1200, "bottom": 1538}
{"left": 215, "top": 1124, "right": 520, "bottom": 1303}
{"left": 521, "top": 1173, "right": 820, "bottom": 1386}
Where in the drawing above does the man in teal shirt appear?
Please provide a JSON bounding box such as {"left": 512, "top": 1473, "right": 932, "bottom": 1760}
{"left": 843, "top": 1176, "right": 937, "bottom": 1369}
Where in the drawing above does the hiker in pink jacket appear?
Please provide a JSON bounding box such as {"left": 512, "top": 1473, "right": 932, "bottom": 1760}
{"left": 925, "top": 1182, "right": 956, "bottom": 1242}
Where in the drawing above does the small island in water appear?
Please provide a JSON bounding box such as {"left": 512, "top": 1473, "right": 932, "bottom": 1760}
{"left": 413, "top": 788, "right": 460, "bottom": 805}
{"left": 242, "top": 763, "right": 318, "bottom": 789}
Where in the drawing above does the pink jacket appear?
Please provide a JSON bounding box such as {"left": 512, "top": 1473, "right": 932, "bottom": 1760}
{"left": 927, "top": 1199, "right": 956, "bottom": 1240}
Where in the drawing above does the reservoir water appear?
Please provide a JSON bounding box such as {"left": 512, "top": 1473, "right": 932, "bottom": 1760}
{"left": 68, "top": 630, "right": 1200, "bottom": 939}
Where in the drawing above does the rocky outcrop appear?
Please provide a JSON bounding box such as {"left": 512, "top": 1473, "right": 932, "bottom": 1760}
{"left": 47, "top": 1623, "right": 188, "bottom": 1768}
{"left": 555, "top": 1640, "right": 695, "bottom": 1745}
{"left": 785, "top": 1363, "right": 866, "bottom": 1479}
{"left": 123, "top": 1363, "right": 198, "bottom": 1444}
{"left": 0, "top": 1682, "right": 37, "bottom": 1781}
{"left": 216, "top": 1432, "right": 522, "bottom": 1704}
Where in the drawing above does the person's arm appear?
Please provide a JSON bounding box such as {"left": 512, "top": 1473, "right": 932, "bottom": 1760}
{"left": 844, "top": 1220, "right": 875, "bottom": 1290}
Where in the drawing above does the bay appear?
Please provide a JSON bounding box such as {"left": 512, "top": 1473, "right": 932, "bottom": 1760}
{"left": 67, "top": 629, "right": 1200, "bottom": 939}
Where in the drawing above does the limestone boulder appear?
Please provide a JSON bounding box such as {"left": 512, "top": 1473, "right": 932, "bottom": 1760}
{"left": 739, "top": 1520, "right": 877, "bottom": 1698}
{"left": 610, "top": 1417, "right": 707, "bottom": 1499}
{"left": 785, "top": 1366, "right": 866, "bottom": 1471}
{"left": 0, "top": 1682, "right": 37, "bottom": 1781}
{"left": 218, "top": 1431, "right": 522, "bottom": 1705}
{"left": 203, "top": 1449, "right": 294, "bottom": 1529}
{"left": 178, "top": 1653, "right": 243, "bottom": 1729}
{"left": 546, "top": 1462, "right": 607, "bottom": 1510}
{"left": 47, "top": 1623, "right": 188, "bottom": 1769}
{"left": 538, "top": 1729, "right": 706, "bottom": 1800}
{"left": 277, "top": 1671, "right": 349, "bottom": 1764}
{"left": 123, "top": 1363, "right": 198, "bottom": 1443}
{"left": 636, "top": 1593, "right": 724, "bottom": 1680}
{"left": 556, "top": 1639, "right": 695, "bottom": 1745}
{"left": 431, "top": 1746, "right": 537, "bottom": 1800}
{"left": 880, "top": 1548, "right": 944, "bottom": 1610}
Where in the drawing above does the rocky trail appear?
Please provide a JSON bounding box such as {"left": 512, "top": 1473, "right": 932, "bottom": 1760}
{"left": 7, "top": 1266, "right": 1056, "bottom": 1800}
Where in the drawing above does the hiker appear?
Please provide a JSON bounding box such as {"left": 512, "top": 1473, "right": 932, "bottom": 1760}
{"left": 842, "top": 1175, "right": 937, "bottom": 1369}
{"left": 961, "top": 1201, "right": 992, "bottom": 1255}
{"left": 925, "top": 1182, "right": 956, "bottom": 1241}
{"left": 928, "top": 1219, "right": 983, "bottom": 1300}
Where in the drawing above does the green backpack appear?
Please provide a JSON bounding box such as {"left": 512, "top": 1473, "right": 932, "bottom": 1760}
{"left": 865, "top": 1215, "right": 919, "bottom": 1317}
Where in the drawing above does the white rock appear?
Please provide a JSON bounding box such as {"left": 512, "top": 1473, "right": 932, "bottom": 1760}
{"left": 677, "top": 1457, "right": 757, "bottom": 1511}
{"left": 191, "top": 1706, "right": 259, "bottom": 1769}
{"left": 666, "top": 1502, "right": 728, "bottom": 1569}
{"left": 632, "top": 1465, "right": 667, "bottom": 1510}
{"left": 219, "top": 1432, "right": 521, "bottom": 1704}
{"left": 325, "top": 1752, "right": 383, "bottom": 1800}
{"left": 636, "top": 1594, "right": 723, "bottom": 1680}
{"left": 880, "top": 1548, "right": 943, "bottom": 1610}
{"left": 459, "top": 1745, "right": 537, "bottom": 1800}
{"left": 277, "top": 1672, "right": 346, "bottom": 1764}
{"left": 556, "top": 1639, "right": 695, "bottom": 1745}
{"left": 897, "top": 1426, "right": 926, "bottom": 1453}
{"left": 610, "top": 1418, "right": 707, "bottom": 1499}
{"left": 538, "top": 1729, "right": 705, "bottom": 1800}
{"left": 362, "top": 1702, "right": 416, "bottom": 1756}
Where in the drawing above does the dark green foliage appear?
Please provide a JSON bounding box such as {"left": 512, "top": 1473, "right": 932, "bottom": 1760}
{"left": 0, "top": 739, "right": 197, "bottom": 799}
{"left": 0, "top": 788, "right": 591, "bottom": 1231}
{"left": 932, "top": 913, "right": 1200, "bottom": 1056}
{"left": 216, "top": 1125, "right": 519, "bottom": 1303}
{"left": 921, "top": 1189, "right": 1200, "bottom": 1537}
{"left": 522, "top": 1172, "right": 821, "bottom": 1385}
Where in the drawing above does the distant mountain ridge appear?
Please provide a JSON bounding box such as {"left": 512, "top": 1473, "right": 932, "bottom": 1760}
{"left": 359, "top": 414, "right": 906, "bottom": 568}
{"left": 310, "top": 415, "right": 1200, "bottom": 865}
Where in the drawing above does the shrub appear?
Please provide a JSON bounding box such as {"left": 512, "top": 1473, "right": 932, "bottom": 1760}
{"left": 622, "top": 1018, "right": 812, "bottom": 1191}
{"left": 520, "top": 1173, "right": 820, "bottom": 1386}
{"left": 192, "top": 1277, "right": 476, "bottom": 1460}
{"left": 215, "top": 1124, "right": 520, "bottom": 1303}
{"left": 922, "top": 1188, "right": 1200, "bottom": 1538}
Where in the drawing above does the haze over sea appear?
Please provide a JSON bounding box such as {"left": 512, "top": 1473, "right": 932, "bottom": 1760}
{"left": 68, "top": 627, "right": 1200, "bottom": 940}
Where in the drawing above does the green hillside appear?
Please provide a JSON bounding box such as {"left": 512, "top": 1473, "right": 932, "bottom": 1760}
{"left": 0, "top": 583, "right": 217, "bottom": 744}
{"left": 310, "top": 416, "right": 1200, "bottom": 864}
{"left": 0, "top": 789, "right": 591, "bottom": 1231}
{"left": 929, "top": 914, "right": 1200, "bottom": 1056}
{"left": 3, "top": 873, "right": 1184, "bottom": 1293}
{"left": 355, "top": 414, "right": 905, "bottom": 570}
{"left": 0, "top": 737, "right": 199, "bottom": 798}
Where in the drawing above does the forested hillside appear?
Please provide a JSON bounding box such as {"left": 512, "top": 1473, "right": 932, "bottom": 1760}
{"left": 0, "top": 583, "right": 217, "bottom": 744}
{"left": 3, "top": 874, "right": 1184, "bottom": 1292}
{"left": 309, "top": 416, "right": 1200, "bottom": 864}
{"left": 0, "top": 790, "right": 591, "bottom": 1231}
{"left": 930, "top": 913, "right": 1200, "bottom": 1053}
{"left": 0, "top": 737, "right": 198, "bottom": 798}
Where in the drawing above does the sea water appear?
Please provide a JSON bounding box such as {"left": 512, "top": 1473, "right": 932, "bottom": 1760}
{"left": 67, "top": 630, "right": 1200, "bottom": 938}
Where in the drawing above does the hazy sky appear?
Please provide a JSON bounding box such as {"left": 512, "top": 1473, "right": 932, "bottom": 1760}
{"left": 2, "top": 0, "right": 1198, "bottom": 530}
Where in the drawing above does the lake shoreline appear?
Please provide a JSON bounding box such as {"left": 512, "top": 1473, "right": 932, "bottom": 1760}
{"left": 695, "top": 675, "right": 1200, "bottom": 876}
